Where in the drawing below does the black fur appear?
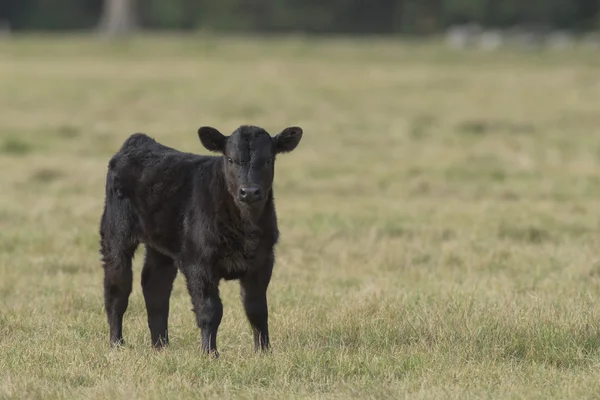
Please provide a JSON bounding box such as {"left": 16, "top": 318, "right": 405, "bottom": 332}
{"left": 99, "top": 125, "right": 303, "bottom": 356}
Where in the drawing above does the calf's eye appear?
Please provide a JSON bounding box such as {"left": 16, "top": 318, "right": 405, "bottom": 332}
{"left": 227, "top": 157, "right": 233, "bottom": 164}
{"left": 265, "top": 158, "right": 272, "bottom": 165}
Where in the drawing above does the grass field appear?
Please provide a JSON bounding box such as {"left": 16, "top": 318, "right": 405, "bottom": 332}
{"left": 1, "top": 34, "right": 600, "bottom": 399}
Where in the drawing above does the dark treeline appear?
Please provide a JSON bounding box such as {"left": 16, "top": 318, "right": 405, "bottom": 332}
{"left": 2, "top": 0, "right": 600, "bottom": 34}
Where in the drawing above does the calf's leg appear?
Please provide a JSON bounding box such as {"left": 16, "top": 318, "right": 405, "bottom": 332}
{"left": 100, "top": 191, "right": 139, "bottom": 347}
{"left": 240, "top": 273, "right": 271, "bottom": 352}
{"left": 183, "top": 268, "right": 223, "bottom": 357}
{"left": 102, "top": 245, "right": 137, "bottom": 346}
{"left": 141, "top": 246, "right": 178, "bottom": 348}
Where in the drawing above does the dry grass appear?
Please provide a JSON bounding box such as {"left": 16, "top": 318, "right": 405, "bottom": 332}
{"left": 1, "top": 34, "right": 600, "bottom": 399}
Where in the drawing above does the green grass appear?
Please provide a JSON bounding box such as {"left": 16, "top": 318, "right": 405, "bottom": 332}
{"left": 2, "top": 34, "right": 600, "bottom": 399}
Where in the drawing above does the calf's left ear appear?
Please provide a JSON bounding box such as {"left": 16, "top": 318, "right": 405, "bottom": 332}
{"left": 198, "top": 126, "right": 226, "bottom": 153}
{"left": 273, "top": 126, "right": 303, "bottom": 154}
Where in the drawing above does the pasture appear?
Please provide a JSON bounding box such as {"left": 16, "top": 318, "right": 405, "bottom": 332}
{"left": 1, "top": 35, "right": 600, "bottom": 399}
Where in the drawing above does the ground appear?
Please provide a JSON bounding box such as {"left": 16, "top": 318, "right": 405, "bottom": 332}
{"left": 1, "top": 35, "right": 600, "bottom": 399}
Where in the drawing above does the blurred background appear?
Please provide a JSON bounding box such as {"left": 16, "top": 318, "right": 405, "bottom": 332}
{"left": 1, "top": 0, "right": 600, "bottom": 45}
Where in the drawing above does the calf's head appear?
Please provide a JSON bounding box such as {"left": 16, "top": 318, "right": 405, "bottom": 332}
{"left": 198, "top": 125, "right": 303, "bottom": 210}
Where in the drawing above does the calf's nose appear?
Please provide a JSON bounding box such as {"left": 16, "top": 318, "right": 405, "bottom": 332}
{"left": 239, "top": 186, "right": 261, "bottom": 203}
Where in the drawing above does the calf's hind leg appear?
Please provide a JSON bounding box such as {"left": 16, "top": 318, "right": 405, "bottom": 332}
{"left": 101, "top": 242, "right": 138, "bottom": 346}
{"left": 141, "top": 246, "right": 178, "bottom": 348}
{"left": 100, "top": 192, "right": 139, "bottom": 347}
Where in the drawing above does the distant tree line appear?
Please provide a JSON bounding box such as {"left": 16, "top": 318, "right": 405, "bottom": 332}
{"left": 1, "top": 0, "right": 599, "bottom": 34}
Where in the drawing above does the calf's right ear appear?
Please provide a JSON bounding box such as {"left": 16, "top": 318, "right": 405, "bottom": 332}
{"left": 198, "top": 127, "right": 226, "bottom": 153}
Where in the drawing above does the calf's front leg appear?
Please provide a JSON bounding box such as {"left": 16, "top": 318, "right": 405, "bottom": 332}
{"left": 183, "top": 268, "right": 223, "bottom": 357}
{"left": 240, "top": 275, "right": 271, "bottom": 352}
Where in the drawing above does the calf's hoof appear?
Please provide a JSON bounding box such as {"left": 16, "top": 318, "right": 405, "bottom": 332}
{"left": 110, "top": 337, "right": 125, "bottom": 348}
{"left": 152, "top": 338, "right": 169, "bottom": 350}
{"left": 203, "top": 349, "right": 220, "bottom": 359}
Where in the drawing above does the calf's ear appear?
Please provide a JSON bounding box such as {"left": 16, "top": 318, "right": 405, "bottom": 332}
{"left": 273, "top": 126, "right": 303, "bottom": 154}
{"left": 198, "top": 126, "right": 226, "bottom": 153}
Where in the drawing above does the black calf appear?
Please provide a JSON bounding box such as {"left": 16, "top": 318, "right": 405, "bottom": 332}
{"left": 99, "top": 125, "right": 302, "bottom": 356}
